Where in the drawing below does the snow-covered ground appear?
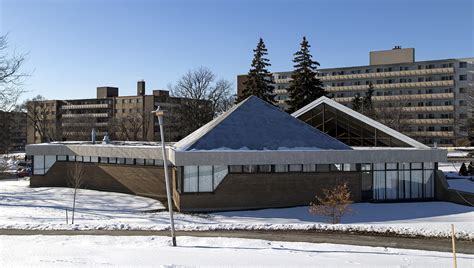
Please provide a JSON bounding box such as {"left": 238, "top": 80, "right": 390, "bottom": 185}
{"left": 447, "top": 179, "right": 474, "bottom": 194}
{"left": 1, "top": 179, "right": 473, "bottom": 239}
{"left": 1, "top": 235, "right": 472, "bottom": 267}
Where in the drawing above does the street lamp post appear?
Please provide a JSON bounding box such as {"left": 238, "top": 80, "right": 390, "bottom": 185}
{"left": 152, "top": 107, "right": 177, "bottom": 247}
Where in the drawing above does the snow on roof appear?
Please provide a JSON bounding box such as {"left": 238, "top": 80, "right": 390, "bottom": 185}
{"left": 174, "top": 96, "right": 352, "bottom": 151}
{"left": 291, "top": 96, "right": 429, "bottom": 149}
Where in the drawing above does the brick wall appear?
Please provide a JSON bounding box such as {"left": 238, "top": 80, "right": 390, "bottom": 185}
{"left": 30, "top": 162, "right": 168, "bottom": 201}
{"left": 176, "top": 172, "right": 362, "bottom": 212}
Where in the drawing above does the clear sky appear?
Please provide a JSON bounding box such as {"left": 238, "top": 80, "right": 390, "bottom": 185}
{"left": 0, "top": 0, "right": 472, "bottom": 101}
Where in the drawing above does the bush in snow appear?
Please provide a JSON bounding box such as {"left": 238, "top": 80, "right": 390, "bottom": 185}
{"left": 309, "top": 182, "right": 353, "bottom": 224}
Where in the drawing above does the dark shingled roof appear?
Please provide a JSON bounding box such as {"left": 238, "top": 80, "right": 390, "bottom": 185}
{"left": 174, "top": 96, "right": 352, "bottom": 151}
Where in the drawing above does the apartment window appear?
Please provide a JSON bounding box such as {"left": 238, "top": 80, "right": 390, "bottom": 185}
{"left": 459, "top": 113, "right": 468, "bottom": 119}
{"left": 289, "top": 164, "right": 303, "bottom": 172}
{"left": 376, "top": 68, "right": 382, "bottom": 73}
{"left": 365, "top": 69, "right": 371, "bottom": 73}
{"left": 459, "top": 100, "right": 466, "bottom": 106}
{"left": 418, "top": 77, "right": 424, "bottom": 82}
{"left": 459, "top": 88, "right": 466, "bottom": 93}
{"left": 459, "top": 62, "right": 467, "bottom": 68}
{"left": 459, "top": 75, "right": 467, "bottom": 81}
{"left": 445, "top": 88, "right": 453, "bottom": 93}
{"left": 243, "top": 165, "right": 257, "bottom": 173}
{"left": 376, "top": 80, "right": 383, "bottom": 84}
{"left": 258, "top": 165, "right": 272, "bottom": 173}
{"left": 444, "top": 101, "right": 452, "bottom": 105}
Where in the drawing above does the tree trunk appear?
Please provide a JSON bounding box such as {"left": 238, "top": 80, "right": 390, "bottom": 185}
{"left": 72, "top": 188, "right": 77, "bottom": 224}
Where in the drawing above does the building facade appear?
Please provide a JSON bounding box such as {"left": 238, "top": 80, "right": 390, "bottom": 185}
{"left": 237, "top": 47, "right": 473, "bottom": 147}
{"left": 27, "top": 81, "right": 200, "bottom": 144}
{"left": 26, "top": 96, "right": 450, "bottom": 212}
{"left": 0, "top": 111, "right": 27, "bottom": 153}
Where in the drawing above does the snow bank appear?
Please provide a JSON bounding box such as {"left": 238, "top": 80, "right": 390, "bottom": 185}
{"left": 2, "top": 235, "right": 473, "bottom": 267}
{"left": 0, "top": 180, "right": 473, "bottom": 240}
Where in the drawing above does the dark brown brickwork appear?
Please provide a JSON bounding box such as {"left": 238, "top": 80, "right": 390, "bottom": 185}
{"left": 175, "top": 172, "right": 363, "bottom": 212}
{"left": 32, "top": 163, "right": 364, "bottom": 211}
{"left": 30, "top": 162, "right": 168, "bottom": 201}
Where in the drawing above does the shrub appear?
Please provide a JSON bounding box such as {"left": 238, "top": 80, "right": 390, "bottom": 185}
{"left": 309, "top": 182, "right": 353, "bottom": 224}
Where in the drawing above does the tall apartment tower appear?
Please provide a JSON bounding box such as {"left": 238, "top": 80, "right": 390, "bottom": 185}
{"left": 237, "top": 47, "right": 473, "bottom": 147}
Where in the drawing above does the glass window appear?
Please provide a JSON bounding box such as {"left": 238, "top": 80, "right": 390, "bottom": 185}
{"left": 91, "top": 156, "right": 99, "bottom": 163}
{"left": 373, "top": 170, "right": 385, "bottom": 200}
{"left": 386, "top": 163, "right": 397, "bottom": 170}
{"left": 289, "top": 164, "right": 302, "bottom": 172}
{"left": 83, "top": 156, "right": 91, "bottom": 162}
{"left": 303, "top": 164, "right": 316, "bottom": 172}
{"left": 33, "top": 155, "right": 45, "bottom": 175}
{"left": 99, "top": 157, "right": 108, "bottom": 164}
{"left": 146, "top": 159, "right": 154, "bottom": 166}
{"left": 386, "top": 170, "right": 398, "bottom": 199}
{"left": 108, "top": 157, "right": 116, "bottom": 164}
{"left": 424, "top": 168, "right": 434, "bottom": 198}
{"left": 243, "top": 165, "right": 257, "bottom": 173}
{"left": 258, "top": 165, "right": 272, "bottom": 173}
{"left": 343, "top": 164, "right": 351, "bottom": 171}
{"left": 198, "top": 166, "right": 213, "bottom": 192}
{"left": 213, "top": 166, "right": 228, "bottom": 189}
{"left": 361, "top": 164, "right": 372, "bottom": 171}
{"left": 330, "top": 164, "right": 342, "bottom": 171}
{"left": 399, "top": 166, "right": 411, "bottom": 199}
{"left": 117, "top": 158, "right": 125, "bottom": 164}
{"left": 183, "top": 166, "right": 198, "bottom": 192}
{"left": 275, "top": 164, "right": 288, "bottom": 173}
{"left": 68, "top": 155, "right": 76, "bottom": 162}
{"left": 136, "top": 159, "right": 145, "bottom": 165}
{"left": 154, "top": 159, "right": 163, "bottom": 166}
{"left": 229, "top": 165, "right": 243, "bottom": 173}
{"left": 411, "top": 163, "right": 422, "bottom": 169}
{"left": 57, "top": 155, "right": 67, "bottom": 161}
{"left": 411, "top": 170, "right": 423, "bottom": 198}
{"left": 126, "top": 158, "right": 134, "bottom": 165}
{"left": 76, "top": 156, "right": 83, "bottom": 162}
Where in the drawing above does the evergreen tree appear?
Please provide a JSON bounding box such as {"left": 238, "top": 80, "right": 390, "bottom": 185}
{"left": 351, "top": 93, "right": 363, "bottom": 112}
{"left": 459, "top": 163, "right": 468, "bottom": 176}
{"left": 238, "top": 38, "right": 275, "bottom": 104}
{"left": 363, "top": 82, "right": 374, "bottom": 112}
{"left": 285, "top": 37, "right": 325, "bottom": 113}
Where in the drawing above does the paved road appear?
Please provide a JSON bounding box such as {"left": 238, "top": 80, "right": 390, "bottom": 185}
{"left": 1, "top": 229, "right": 472, "bottom": 254}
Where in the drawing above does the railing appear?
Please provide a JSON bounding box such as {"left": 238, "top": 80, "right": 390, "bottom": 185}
{"left": 62, "top": 113, "right": 110, "bottom": 118}
{"left": 62, "top": 103, "right": 110, "bottom": 109}
{"left": 319, "top": 67, "right": 454, "bottom": 81}
{"left": 334, "top": 93, "right": 454, "bottom": 103}
{"left": 326, "top": 80, "right": 454, "bottom": 92}
{"left": 401, "top": 118, "right": 454, "bottom": 125}
{"left": 404, "top": 131, "right": 454, "bottom": 137}
{"left": 401, "top": 105, "right": 454, "bottom": 113}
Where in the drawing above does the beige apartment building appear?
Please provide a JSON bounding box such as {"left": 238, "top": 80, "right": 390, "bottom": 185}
{"left": 237, "top": 47, "right": 473, "bottom": 147}
{"left": 27, "top": 81, "right": 198, "bottom": 144}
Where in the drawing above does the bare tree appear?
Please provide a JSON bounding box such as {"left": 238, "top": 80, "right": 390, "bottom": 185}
{"left": 67, "top": 161, "right": 85, "bottom": 224}
{"left": 20, "top": 95, "right": 59, "bottom": 142}
{"left": 455, "top": 89, "right": 474, "bottom": 146}
{"left": 372, "top": 101, "right": 409, "bottom": 132}
{"left": 169, "top": 67, "right": 234, "bottom": 136}
{"left": 309, "top": 182, "right": 353, "bottom": 224}
{"left": 0, "top": 34, "right": 28, "bottom": 111}
{"left": 114, "top": 112, "right": 153, "bottom": 141}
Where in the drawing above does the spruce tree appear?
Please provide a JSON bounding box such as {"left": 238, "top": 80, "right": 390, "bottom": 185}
{"left": 363, "top": 82, "right": 374, "bottom": 112}
{"left": 285, "top": 37, "right": 325, "bottom": 113}
{"left": 351, "top": 93, "right": 363, "bottom": 112}
{"left": 238, "top": 38, "right": 275, "bottom": 104}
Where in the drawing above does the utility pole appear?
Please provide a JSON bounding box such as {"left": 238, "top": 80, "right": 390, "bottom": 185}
{"left": 152, "top": 107, "right": 177, "bottom": 246}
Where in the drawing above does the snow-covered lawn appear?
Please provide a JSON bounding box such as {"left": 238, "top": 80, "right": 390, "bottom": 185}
{"left": 1, "top": 179, "right": 473, "bottom": 239}
{"left": 0, "top": 235, "right": 472, "bottom": 267}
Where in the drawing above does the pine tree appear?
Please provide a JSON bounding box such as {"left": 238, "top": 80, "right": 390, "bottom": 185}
{"left": 459, "top": 163, "right": 468, "bottom": 176}
{"left": 285, "top": 37, "right": 325, "bottom": 113}
{"left": 238, "top": 38, "right": 275, "bottom": 104}
{"left": 363, "top": 82, "right": 374, "bottom": 112}
{"left": 351, "top": 93, "right": 363, "bottom": 112}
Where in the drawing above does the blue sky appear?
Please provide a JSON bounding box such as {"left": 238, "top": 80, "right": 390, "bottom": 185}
{"left": 0, "top": 0, "right": 472, "bottom": 101}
